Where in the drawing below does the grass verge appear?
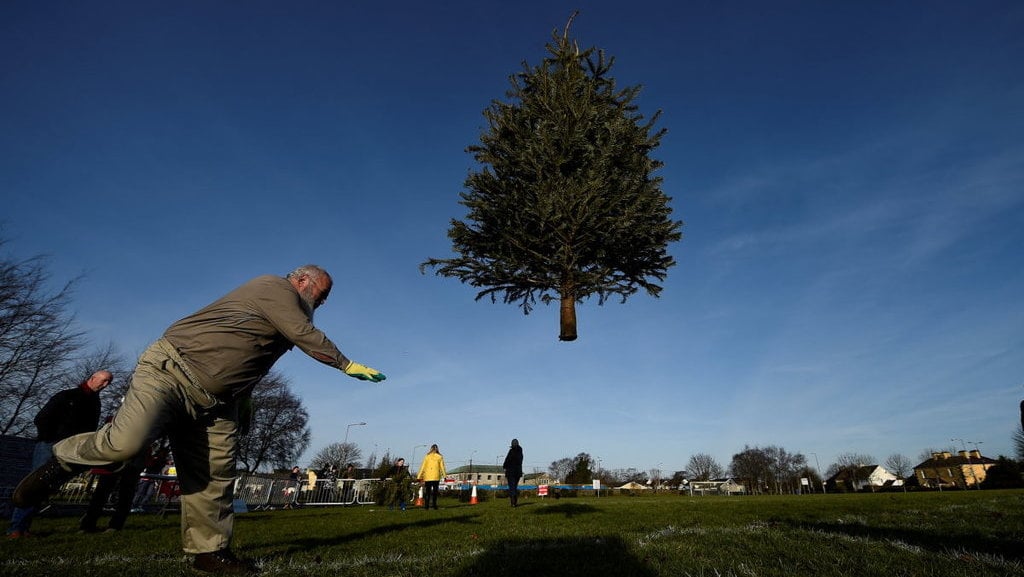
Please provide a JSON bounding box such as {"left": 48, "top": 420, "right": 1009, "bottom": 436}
{"left": 2, "top": 490, "right": 1023, "bottom": 576}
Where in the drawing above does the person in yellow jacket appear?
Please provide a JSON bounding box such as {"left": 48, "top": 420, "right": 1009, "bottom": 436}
{"left": 416, "top": 444, "right": 446, "bottom": 510}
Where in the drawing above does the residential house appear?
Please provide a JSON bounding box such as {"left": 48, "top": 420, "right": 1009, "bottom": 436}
{"left": 827, "top": 465, "right": 897, "bottom": 492}
{"left": 526, "top": 473, "right": 556, "bottom": 487}
{"left": 448, "top": 465, "right": 510, "bottom": 486}
{"left": 913, "top": 450, "right": 995, "bottom": 489}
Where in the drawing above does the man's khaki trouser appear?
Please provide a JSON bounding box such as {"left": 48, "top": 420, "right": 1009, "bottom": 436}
{"left": 53, "top": 339, "right": 239, "bottom": 554}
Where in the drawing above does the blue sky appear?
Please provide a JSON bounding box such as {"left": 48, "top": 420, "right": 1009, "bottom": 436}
{"left": 2, "top": 1, "right": 1022, "bottom": 478}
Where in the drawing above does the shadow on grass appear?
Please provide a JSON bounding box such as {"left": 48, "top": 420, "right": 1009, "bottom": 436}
{"left": 454, "top": 535, "right": 655, "bottom": 577}
{"left": 784, "top": 519, "right": 1024, "bottom": 561}
{"left": 532, "top": 503, "right": 599, "bottom": 518}
{"left": 254, "top": 512, "right": 481, "bottom": 559}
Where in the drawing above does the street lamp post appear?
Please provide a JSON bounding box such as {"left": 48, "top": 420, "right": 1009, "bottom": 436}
{"left": 970, "top": 441, "right": 985, "bottom": 490}
{"left": 469, "top": 450, "right": 477, "bottom": 486}
{"left": 345, "top": 422, "right": 366, "bottom": 444}
{"left": 811, "top": 453, "right": 825, "bottom": 494}
{"left": 411, "top": 444, "right": 428, "bottom": 472}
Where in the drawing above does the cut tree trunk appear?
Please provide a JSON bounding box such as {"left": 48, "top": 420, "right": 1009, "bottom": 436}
{"left": 559, "top": 296, "right": 577, "bottom": 341}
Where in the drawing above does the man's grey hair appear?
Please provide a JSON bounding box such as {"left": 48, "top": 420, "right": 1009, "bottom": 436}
{"left": 286, "top": 264, "right": 329, "bottom": 282}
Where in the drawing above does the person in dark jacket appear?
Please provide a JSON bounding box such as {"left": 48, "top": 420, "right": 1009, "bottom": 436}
{"left": 79, "top": 452, "right": 145, "bottom": 533}
{"left": 6, "top": 370, "right": 113, "bottom": 538}
{"left": 283, "top": 466, "right": 301, "bottom": 509}
{"left": 386, "top": 458, "right": 411, "bottom": 511}
{"left": 502, "top": 439, "right": 524, "bottom": 508}
{"left": 79, "top": 413, "right": 149, "bottom": 533}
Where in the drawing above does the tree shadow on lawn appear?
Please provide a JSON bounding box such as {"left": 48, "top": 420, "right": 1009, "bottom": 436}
{"left": 531, "top": 503, "right": 599, "bottom": 518}
{"left": 454, "top": 535, "right": 656, "bottom": 577}
{"left": 783, "top": 519, "right": 1024, "bottom": 561}
{"left": 253, "top": 513, "right": 481, "bottom": 559}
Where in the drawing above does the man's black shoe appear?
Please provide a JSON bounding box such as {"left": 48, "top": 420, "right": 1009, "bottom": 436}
{"left": 11, "top": 457, "right": 78, "bottom": 508}
{"left": 193, "top": 549, "right": 257, "bottom": 574}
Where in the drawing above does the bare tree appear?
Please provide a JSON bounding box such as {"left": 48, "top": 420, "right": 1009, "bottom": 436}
{"left": 884, "top": 453, "right": 913, "bottom": 479}
{"left": 648, "top": 466, "right": 663, "bottom": 488}
{"left": 0, "top": 243, "right": 87, "bottom": 436}
{"left": 827, "top": 452, "right": 876, "bottom": 477}
{"left": 730, "top": 446, "right": 772, "bottom": 494}
{"left": 607, "top": 467, "right": 645, "bottom": 485}
{"left": 799, "top": 465, "right": 824, "bottom": 493}
{"left": 764, "top": 446, "right": 807, "bottom": 494}
{"left": 548, "top": 457, "right": 574, "bottom": 482}
{"left": 235, "top": 371, "right": 310, "bottom": 473}
{"left": 685, "top": 453, "right": 724, "bottom": 481}
{"left": 310, "top": 442, "right": 363, "bottom": 473}
{"left": 370, "top": 449, "right": 395, "bottom": 479}
{"left": 667, "top": 470, "right": 687, "bottom": 488}
{"left": 729, "top": 445, "right": 805, "bottom": 494}
{"left": 566, "top": 453, "right": 595, "bottom": 486}
{"left": 825, "top": 452, "right": 876, "bottom": 491}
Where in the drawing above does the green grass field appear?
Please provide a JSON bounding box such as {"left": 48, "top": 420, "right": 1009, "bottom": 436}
{"left": 3, "top": 490, "right": 1023, "bottom": 577}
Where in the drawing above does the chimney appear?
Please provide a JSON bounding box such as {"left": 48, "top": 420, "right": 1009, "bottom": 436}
{"left": 970, "top": 449, "right": 981, "bottom": 459}
{"left": 941, "top": 451, "right": 952, "bottom": 459}
{"left": 958, "top": 450, "right": 969, "bottom": 459}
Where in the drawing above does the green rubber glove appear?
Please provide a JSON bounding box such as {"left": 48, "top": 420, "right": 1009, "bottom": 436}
{"left": 345, "top": 361, "right": 386, "bottom": 382}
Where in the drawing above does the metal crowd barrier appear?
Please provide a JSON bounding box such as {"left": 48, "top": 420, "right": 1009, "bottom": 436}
{"left": 43, "top": 472, "right": 384, "bottom": 513}
{"left": 234, "top": 475, "right": 382, "bottom": 509}
{"left": 47, "top": 471, "right": 181, "bottom": 514}
{"left": 299, "top": 478, "right": 379, "bottom": 506}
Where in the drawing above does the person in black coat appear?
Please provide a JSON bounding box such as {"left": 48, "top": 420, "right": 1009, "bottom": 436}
{"left": 6, "top": 370, "right": 113, "bottom": 538}
{"left": 33, "top": 375, "right": 110, "bottom": 445}
{"left": 386, "top": 458, "right": 411, "bottom": 511}
{"left": 502, "top": 439, "right": 524, "bottom": 507}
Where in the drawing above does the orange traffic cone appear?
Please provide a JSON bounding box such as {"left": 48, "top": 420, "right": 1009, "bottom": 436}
{"left": 469, "top": 484, "right": 478, "bottom": 505}
{"left": 415, "top": 486, "right": 424, "bottom": 507}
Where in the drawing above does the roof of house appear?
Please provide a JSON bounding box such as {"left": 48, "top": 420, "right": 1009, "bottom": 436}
{"left": 448, "top": 464, "right": 504, "bottom": 474}
{"left": 827, "top": 465, "right": 887, "bottom": 482}
{"left": 914, "top": 454, "right": 997, "bottom": 468}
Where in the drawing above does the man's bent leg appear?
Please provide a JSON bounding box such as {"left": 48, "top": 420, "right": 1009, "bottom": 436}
{"left": 175, "top": 404, "right": 238, "bottom": 554}
{"left": 54, "top": 347, "right": 179, "bottom": 468}
{"left": 16, "top": 345, "right": 182, "bottom": 509}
